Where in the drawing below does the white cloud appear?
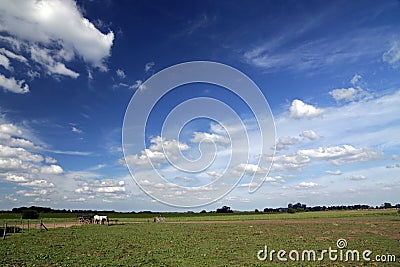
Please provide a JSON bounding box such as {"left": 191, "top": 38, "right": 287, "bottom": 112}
{"left": 8, "top": 138, "right": 38, "bottom": 149}
{"left": 145, "top": 62, "right": 155, "bottom": 72}
{"left": 0, "top": 144, "right": 43, "bottom": 163}
{"left": 191, "top": 132, "right": 230, "bottom": 145}
{"left": 0, "top": 74, "right": 29, "bottom": 94}
{"left": 5, "top": 174, "right": 28, "bottom": 183}
{"left": 40, "top": 164, "right": 63, "bottom": 174}
{"left": 383, "top": 41, "right": 400, "bottom": 66}
{"left": 116, "top": 69, "right": 126, "bottom": 78}
{"left": 0, "top": 48, "right": 28, "bottom": 63}
{"left": 129, "top": 80, "right": 146, "bottom": 91}
{"left": 29, "top": 45, "right": 79, "bottom": 78}
{"left": 21, "top": 179, "right": 55, "bottom": 188}
{"left": 297, "top": 181, "right": 319, "bottom": 189}
{"left": 270, "top": 153, "right": 310, "bottom": 172}
{"left": 0, "top": 0, "right": 114, "bottom": 70}
{"left": 45, "top": 156, "right": 57, "bottom": 164}
{"left": 94, "top": 186, "right": 125, "bottom": 193}
{"left": 350, "top": 74, "right": 362, "bottom": 85}
{"left": 0, "top": 123, "right": 23, "bottom": 137}
{"left": 277, "top": 90, "right": 400, "bottom": 150}
{"left": 329, "top": 87, "right": 358, "bottom": 101}
{"left": 74, "top": 179, "right": 127, "bottom": 197}
{"left": 325, "top": 170, "right": 342, "bottom": 175}
{"left": 206, "top": 171, "right": 223, "bottom": 179}
{"left": 349, "top": 174, "right": 366, "bottom": 180}
{"left": 124, "top": 136, "right": 189, "bottom": 167}
{"left": 0, "top": 54, "right": 11, "bottom": 70}
{"left": 276, "top": 136, "right": 299, "bottom": 150}
{"left": 298, "top": 145, "right": 382, "bottom": 166}
{"left": 300, "top": 130, "right": 321, "bottom": 140}
{"left": 27, "top": 70, "right": 40, "bottom": 80}
{"left": 243, "top": 21, "right": 391, "bottom": 74}
{"left": 71, "top": 126, "right": 82, "bottom": 133}
{"left": 236, "top": 163, "right": 262, "bottom": 173}
{"left": 290, "top": 99, "right": 324, "bottom": 119}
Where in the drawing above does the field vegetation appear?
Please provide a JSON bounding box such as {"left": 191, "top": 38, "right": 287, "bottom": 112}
{"left": 1, "top": 210, "right": 399, "bottom": 266}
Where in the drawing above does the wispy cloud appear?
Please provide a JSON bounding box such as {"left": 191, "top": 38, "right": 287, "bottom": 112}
{"left": 383, "top": 41, "right": 400, "bottom": 67}
{"left": 116, "top": 69, "right": 126, "bottom": 79}
{"left": 183, "top": 14, "right": 216, "bottom": 35}
{"left": 244, "top": 25, "right": 393, "bottom": 73}
{"left": 47, "top": 149, "right": 92, "bottom": 156}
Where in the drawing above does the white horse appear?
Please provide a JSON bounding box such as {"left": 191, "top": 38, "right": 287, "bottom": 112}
{"left": 93, "top": 215, "right": 108, "bottom": 224}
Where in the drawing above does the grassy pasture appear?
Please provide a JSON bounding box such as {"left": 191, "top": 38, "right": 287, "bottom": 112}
{"left": 1, "top": 210, "right": 399, "bottom": 266}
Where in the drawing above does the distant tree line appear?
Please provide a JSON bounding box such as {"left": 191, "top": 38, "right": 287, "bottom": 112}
{"left": 1, "top": 202, "right": 399, "bottom": 215}
{"left": 263, "top": 202, "right": 400, "bottom": 214}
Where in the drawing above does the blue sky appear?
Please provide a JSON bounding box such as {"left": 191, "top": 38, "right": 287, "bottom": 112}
{"left": 0, "top": 0, "right": 399, "bottom": 211}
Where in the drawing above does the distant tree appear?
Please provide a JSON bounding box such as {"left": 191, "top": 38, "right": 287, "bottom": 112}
{"left": 254, "top": 209, "right": 259, "bottom": 213}
{"left": 383, "top": 202, "right": 392, "bottom": 209}
{"left": 216, "top": 206, "right": 233, "bottom": 213}
{"left": 22, "top": 210, "right": 39, "bottom": 219}
{"left": 287, "top": 208, "right": 296, "bottom": 214}
{"left": 200, "top": 210, "right": 207, "bottom": 213}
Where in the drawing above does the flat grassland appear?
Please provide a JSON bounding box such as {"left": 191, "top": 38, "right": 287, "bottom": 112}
{"left": 1, "top": 210, "right": 399, "bottom": 266}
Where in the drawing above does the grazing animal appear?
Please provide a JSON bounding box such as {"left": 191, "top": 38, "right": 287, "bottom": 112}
{"left": 153, "top": 216, "right": 165, "bottom": 223}
{"left": 93, "top": 215, "right": 108, "bottom": 225}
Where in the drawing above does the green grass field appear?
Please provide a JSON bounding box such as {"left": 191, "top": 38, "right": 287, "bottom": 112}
{"left": 1, "top": 210, "right": 399, "bottom": 266}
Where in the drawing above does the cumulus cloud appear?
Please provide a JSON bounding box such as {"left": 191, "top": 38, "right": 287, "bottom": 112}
{"left": 329, "top": 87, "right": 358, "bottom": 101}
{"left": 74, "top": 179, "right": 127, "bottom": 199}
{"left": 297, "top": 181, "right": 319, "bottom": 189}
{"left": 236, "top": 163, "right": 263, "bottom": 173}
{"left": 45, "top": 156, "right": 57, "bottom": 164}
{"left": 0, "top": 123, "right": 23, "bottom": 137}
{"left": 7, "top": 138, "right": 38, "bottom": 149}
{"left": 123, "top": 136, "right": 189, "bottom": 167}
{"left": 0, "top": 0, "right": 114, "bottom": 92}
{"left": 300, "top": 130, "right": 321, "bottom": 140}
{"left": 289, "top": 99, "right": 324, "bottom": 119}
{"left": 116, "top": 69, "right": 126, "bottom": 78}
{"left": 298, "top": 145, "right": 382, "bottom": 166}
{"left": 5, "top": 174, "right": 28, "bottom": 183}
{"left": 0, "top": 144, "right": 43, "bottom": 163}
{"left": 269, "top": 153, "right": 311, "bottom": 172}
{"left": 276, "top": 136, "right": 299, "bottom": 150}
{"left": 269, "top": 144, "right": 382, "bottom": 173}
{"left": 0, "top": 119, "right": 70, "bottom": 204}
{"left": 0, "top": 74, "right": 29, "bottom": 94}
{"left": 21, "top": 179, "right": 55, "bottom": 188}
{"left": 0, "top": 0, "right": 114, "bottom": 69}
{"left": 191, "top": 132, "right": 230, "bottom": 145}
{"left": 40, "top": 164, "right": 63, "bottom": 174}
{"left": 145, "top": 62, "right": 155, "bottom": 72}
